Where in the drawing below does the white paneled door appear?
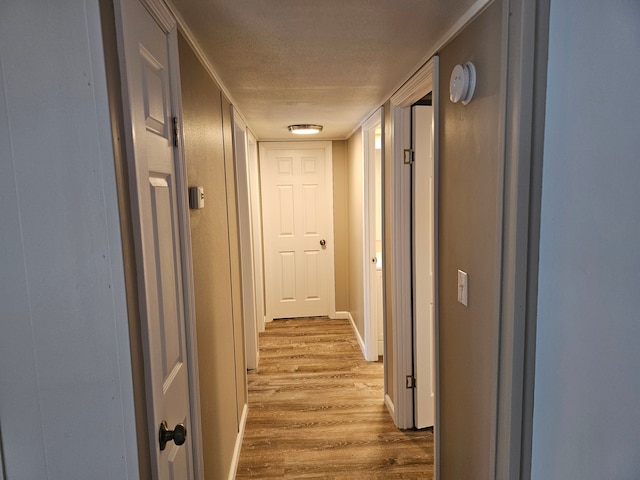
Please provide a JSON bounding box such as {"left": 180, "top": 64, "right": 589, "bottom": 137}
{"left": 413, "top": 105, "right": 436, "bottom": 429}
{"left": 260, "top": 142, "right": 336, "bottom": 321}
{"left": 117, "top": 1, "right": 194, "bottom": 478}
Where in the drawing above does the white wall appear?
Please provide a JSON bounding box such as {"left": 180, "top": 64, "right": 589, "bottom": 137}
{"left": 0, "top": 1, "right": 139, "bottom": 477}
{"left": 532, "top": 1, "right": 640, "bottom": 478}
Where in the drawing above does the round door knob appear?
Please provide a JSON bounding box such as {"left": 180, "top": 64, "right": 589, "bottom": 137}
{"left": 320, "top": 239, "right": 326, "bottom": 246}
{"left": 159, "top": 421, "right": 187, "bottom": 451}
{"left": 372, "top": 257, "right": 377, "bottom": 263}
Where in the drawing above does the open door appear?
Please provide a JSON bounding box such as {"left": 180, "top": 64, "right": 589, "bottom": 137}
{"left": 413, "top": 102, "right": 436, "bottom": 428}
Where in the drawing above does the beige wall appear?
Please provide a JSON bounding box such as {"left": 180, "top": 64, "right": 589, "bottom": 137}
{"left": 332, "top": 141, "right": 349, "bottom": 312}
{"left": 437, "top": 1, "right": 504, "bottom": 477}
{"left": 178, "top": 33, "right": 247, "bottom": 480}
{"left": 346, "top": 130, "right": 365, "bottom": 338}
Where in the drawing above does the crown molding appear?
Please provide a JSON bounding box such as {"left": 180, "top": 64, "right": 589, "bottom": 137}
{"left": 163, "top": 0, "right": 256, "bottom": 137}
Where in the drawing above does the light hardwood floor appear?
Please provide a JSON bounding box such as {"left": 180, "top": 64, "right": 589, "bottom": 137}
{"left": 236, "top": 317, "right": 434, "bottom": 479}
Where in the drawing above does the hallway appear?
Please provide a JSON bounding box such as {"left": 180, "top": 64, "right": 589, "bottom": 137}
{"left": 236, "top": 318, "right": 433, "bottom": 478}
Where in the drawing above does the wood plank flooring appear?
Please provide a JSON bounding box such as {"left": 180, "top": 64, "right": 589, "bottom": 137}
{"left": 236, "top": 318, "right": 433, "bottom": 479}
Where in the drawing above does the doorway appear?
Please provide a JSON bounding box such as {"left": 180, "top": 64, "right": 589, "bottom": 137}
{"left": 386, "top": 56, "right": 439, "bottom": 435}
{"left": 363, "top": 109, "right": 384, "bottom": 361}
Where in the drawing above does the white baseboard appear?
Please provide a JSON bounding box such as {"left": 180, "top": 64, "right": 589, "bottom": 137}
{"left": 346, "top": 312, "right": 366, "bottom": 357}
{"left": 228, "top": 402, "right": 248, "bottom": 480}
{"left": 334, "top": 311, "right": 350, "bottom": 320}
{"left": 385, "top": 393, "right": 396, "bottom": 421}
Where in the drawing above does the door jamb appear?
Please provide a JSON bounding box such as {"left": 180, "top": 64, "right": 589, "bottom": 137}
{"left": 231, "top": 109, "right": 259, "bottom": 370}
{"left": 114, "top": 0, "right": 204, "bottom": 477}
{"left": 246, "top": 131, "right": 266, "bottom": 334}
{"left": 495, "top": 0, "right": 549, "bottom": 478}
{"left": 362, "top": 109, "right": 383, "bottom": 361}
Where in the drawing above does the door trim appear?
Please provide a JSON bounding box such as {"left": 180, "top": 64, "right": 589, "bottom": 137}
{"left": 388, "top": 57, "right": 438, "bottom": 431}
{"left": 495, "top": 0, "right": 549, "bottom": 478}
{"left": 362, "top": 109, "right": 383, "bottom": 361}
{"left": 113, "top": 0, "right": 204, "bottom": 477}
{"left": 232, "top": 109, "right": 259, "bottom": 370}
{"left": 246, "top": 131, "right": 266, "bottom": 334}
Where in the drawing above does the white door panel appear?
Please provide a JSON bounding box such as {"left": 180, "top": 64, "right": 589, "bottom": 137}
{"left": 260, "top": 142, "right": 336, "bottom": 320}
{"left": 413, "top": 105, "right": 436, "bottom": 429}
{"left": 117, "top": 0, "right": 193, "bottom": 477}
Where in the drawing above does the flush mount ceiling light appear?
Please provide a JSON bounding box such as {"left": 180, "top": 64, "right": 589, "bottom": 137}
{"left": 288, "top": 124, "right": 323, "bottom": 135}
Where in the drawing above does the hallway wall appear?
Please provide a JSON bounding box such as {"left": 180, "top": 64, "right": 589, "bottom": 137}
{"left": 347, "top": 130, "right": 366, "bottom": 338}
{"left": 332, "top": 141, "right": 349, "bottom": 312}
{"left": 437, "top": 1, "right": 504, "bottom": 477}
{"left": 0, "top": 0, "right": 139, "bottom": 477}
{"left": 178, "top": 33, "right": 247, "bottom": 479}
{"left": 532, "top": 1, "right": 640, "bottom": 478}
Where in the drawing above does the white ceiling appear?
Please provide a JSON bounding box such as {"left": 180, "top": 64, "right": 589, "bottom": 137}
{"left": 169, "top": 0, "right": 477, "bottom": 140}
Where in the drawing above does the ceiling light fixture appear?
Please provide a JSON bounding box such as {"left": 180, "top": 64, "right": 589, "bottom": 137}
{"left": 288, "top": 124, "right": 323, "bottom": 135}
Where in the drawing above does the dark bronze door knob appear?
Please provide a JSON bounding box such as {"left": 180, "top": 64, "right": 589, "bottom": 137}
{"left": 159, "top": 421, "right": 187, "bottom": 451}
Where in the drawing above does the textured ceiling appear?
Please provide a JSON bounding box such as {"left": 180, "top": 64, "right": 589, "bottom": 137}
{"left": 170, "top": 0, "right": 477, "bottom": 140}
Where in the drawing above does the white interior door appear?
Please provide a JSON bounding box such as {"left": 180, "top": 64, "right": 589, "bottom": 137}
{"left": 413, "top": 104, "right": 436, "bottom": 428}
{"left": 259, "top": 141, "right": 336, "bottom": 321}
{"left": 117, "top": 1, "right": 193, "bottom": 477}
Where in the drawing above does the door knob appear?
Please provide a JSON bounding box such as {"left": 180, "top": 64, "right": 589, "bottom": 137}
{"left": 159, "top": 421, "right": 187, "bottom": 451}
{"left": 320, "top": 239, "right": 326, "bottom": 246}
{"left": 372, "top": 257, "right": 377, "bottom": 263}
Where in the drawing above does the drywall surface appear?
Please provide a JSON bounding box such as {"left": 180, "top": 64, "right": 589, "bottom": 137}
{"left": 0, "top": 0, "right": 138, "bottom": 477}
{"left": 532, "top": 1, "right": 640, "bottom": 478}
{"left": 178, "top": 33, "right": 247, "bottom": 479}
{"left": 437, "top": 1, "right": 504, "bottom": 478}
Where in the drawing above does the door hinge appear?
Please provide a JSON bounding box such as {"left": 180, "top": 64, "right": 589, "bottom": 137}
{"left": 406, "top": 375, "right": 416, "bottom": 389}
{"left": 172, "top": 116, "right": 179, "bottom": 147}
{"left": 403, "top": 148, "right": 414, "bottom": 165}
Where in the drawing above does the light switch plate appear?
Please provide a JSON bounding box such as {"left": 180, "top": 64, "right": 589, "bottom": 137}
{"left": 457, "top": 270, "right": 468, "bottom": 306}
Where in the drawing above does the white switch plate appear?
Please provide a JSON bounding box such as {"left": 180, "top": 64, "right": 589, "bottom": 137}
{"left": 457, "top": 270, "right": 468, "bottom": 306}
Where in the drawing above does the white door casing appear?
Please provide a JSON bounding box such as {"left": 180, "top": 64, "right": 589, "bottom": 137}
{"left": 259, "top": 141, "right": 336, "bottom": 321}
{"left": 388, "top": 56, "right": 438, "bottom": 431}
{"left": 232, "top": 111, "right": 259, "bottom": 370}
{"left": 363, "top": 109, "right": 383, "bottom": 361}
{"left": 247, "top": 132, "right": 266, "bottom": 333}
{"left": 413, "top": 105, "right": 436, "bottom": 428}
{"left": 115, "top": 0, "right": 201, "bottom": 477}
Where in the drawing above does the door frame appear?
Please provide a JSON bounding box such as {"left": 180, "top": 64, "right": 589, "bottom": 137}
{"left": 362, "top": 109, "right": 384, "bottom": 361}
{"left": 232, "top": 109, "right": 259, "bottom": 370}
{"left": 258, "top": 141, "right": 337, "bottom": 322}
{"left": 246, "top": 131, "right": 266, "bottom": 334}
{"left": 388, "top": 57, "right": 439, "bottom": 431}
{"left": 113, "top": 0, "right": 204, "bottom": 477}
